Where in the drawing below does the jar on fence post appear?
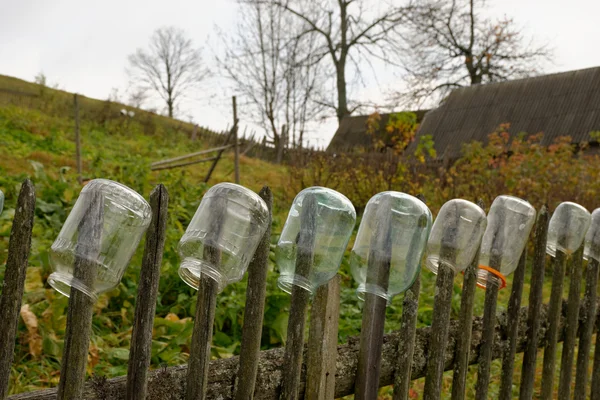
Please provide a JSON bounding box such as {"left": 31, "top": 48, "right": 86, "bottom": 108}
{"left": 178, "top": 183, "right": 269, "bottom": 292}
{"left": 48, "top": 179, "right": 152, "bottom": 301}
{"left": 425, "top": 199, "right": 487, "bottom": 274}
{"left": 276, "top": 187, "right": 356, "bottom": 294}
{"left": 477, "top": 195, "right": 536, "bottom": 289}
{"left": 350, "top": 192, "right": 432, "bottom": 303}
{"left": 584, "top": 208, "right": 600, "bottom": 263}
{"left": 546, "top": 201, "right": 591, "bottom": 257}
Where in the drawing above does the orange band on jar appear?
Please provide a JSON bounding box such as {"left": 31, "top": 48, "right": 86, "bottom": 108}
{"left": 476, "top": 265, "right": 507, "bottom": 290}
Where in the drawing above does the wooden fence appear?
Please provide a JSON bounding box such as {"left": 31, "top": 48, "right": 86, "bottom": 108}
{"left": 1, "top": 179, "right": 600, "bottom": 399}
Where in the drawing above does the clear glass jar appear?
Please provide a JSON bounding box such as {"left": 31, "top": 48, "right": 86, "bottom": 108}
{"left": 426, "top": 199, "right": 487, "bottom": 274}
{"left": 0, "top": 189, "right": 4, "bottom": 215}
{"left": 477, "top": 195, "right": 536, "bottom": 288}
{"left": 48, "top": 179, "right": 152, "bottom": 301}
{"left": 584, "top": 208, "right": 600, "bottom": 263}
{"left": 276, "top": 187, "right": 356, "bottom": 294}
{"left": 178, "top": 183, "right": 269, "bottom": 292}
{"left": 546, "top": 201, "right": 591, "bottom": 257}
{"left": 350, "top": 192, "right": 432, "bottom": 302}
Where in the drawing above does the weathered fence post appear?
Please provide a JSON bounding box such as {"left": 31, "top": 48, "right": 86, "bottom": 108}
{"left": 234, "top": 186, "right": 272, "bottom": 400}
{"left": 126, "top": 184, "right": 169, "bottom": 400}
{"left": 499, "top": 250, "right": 527, "bottom": 400}
{"left": 74, "top": 94, "right": 82, "bottom": 185}
{"left": 393, "top": 194, "right": 428, "bottom": 400}
{"left": 574, "top": 257, "right": 599, "bottom": 400}
{"left": 519, "top": 205, "right": 549, "bottom": 400}
{"left": 393, "top": 274, "right": 420, "bottom": 400}
{"left": 279, "top": 195, "right": 317, "bottom": 400}
{"left": 354, "top": 198, "right": 393, "bottom": 400}
{"left": 424, "top": 224, "right": 457, "bottom": 399}
{"left": 557, "top": 245, "right": 584, "bottom": 399}
{"left": 450, "top": 255, "right": 478, "bottom": 400}
{"left": 0, "top": 180, "right": 36, "bottom": 400}
{"left": 305, "top": 275, "right": 341, "bottom": 399}
{"left": 57, "top": 190, "right": 104, "bottom": 400}
{"left": 474, "top": 258, "right": 502, "bottom": 400}
{"left": 186, "top": 260, "right": 219, "bottom": 400}
{"left": 540, "top": 234, "right": 569, "bottom": 400}
{"left": 450, "top": 199, "right": 485, "bottom": 400}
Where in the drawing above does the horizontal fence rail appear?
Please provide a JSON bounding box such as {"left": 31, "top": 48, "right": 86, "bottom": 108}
{"left": 7, "top": 300, "right": 589, "bottom": 400}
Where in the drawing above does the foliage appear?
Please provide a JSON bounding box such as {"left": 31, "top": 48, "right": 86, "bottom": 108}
{"left": 0, "top": 104, "right": 290, "bottom": 394}
{"left": 2, "top": 87, "right": 600, "bottom": 398}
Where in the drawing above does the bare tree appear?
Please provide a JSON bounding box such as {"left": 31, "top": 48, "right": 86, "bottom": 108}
{"left": 397, "top": 0, "right": 551, "bottom": 106}
{"left": 274, "top": 0, "right": 408, "bottom": 123}
{"left": 127, "top": 26, "right": 208, "bottom": 118}
{"left": 217, "top": 1, "right": 324, "bottom": 153}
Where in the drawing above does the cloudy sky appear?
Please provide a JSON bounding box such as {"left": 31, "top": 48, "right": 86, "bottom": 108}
{"left": 1, "top": 0, "right": 600, "bottom": 147}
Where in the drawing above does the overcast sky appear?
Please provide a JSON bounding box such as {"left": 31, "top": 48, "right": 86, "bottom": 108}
{"left": 1, "top": 0, "right": 600, "bottom": 147}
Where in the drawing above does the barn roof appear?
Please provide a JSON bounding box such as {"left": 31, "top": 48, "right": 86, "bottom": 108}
{"left": 411, "top": 66, "right": 600, "bottom": 159}
{"left": 327, "top": 110, "right": 429, "bottom": 152}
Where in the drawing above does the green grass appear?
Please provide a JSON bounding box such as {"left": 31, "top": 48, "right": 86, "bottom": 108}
{"left": 0, "top": 75, "right": 588, "bottom": 398}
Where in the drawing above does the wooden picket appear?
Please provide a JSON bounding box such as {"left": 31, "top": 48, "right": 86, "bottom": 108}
{"left": 2, "top": 179, "right": 600, "bottom": 400}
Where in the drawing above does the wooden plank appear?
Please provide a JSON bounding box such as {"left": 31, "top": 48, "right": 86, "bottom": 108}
{"left": 499, "top": 249, "right": 527, "bottom": 400}
{"left": 57, "top": 189, "right": 104, "bottom": 400}
{"left": 424, "top": 207, "right": 460, "bottom": 400}
{"left": 234, "top": 186, "right": 272, "bottom": 400}
{"left": 204, "top": 128, "right": 236, "bottom": 183}
{"left": 540, "top": 250, "right": 569, "bottom": 400}
{"left": 423, "top": 264, "right": 455, "bottom": 400}
{"left": 393, "top": 274, "right": 420, "bottom": 400}
{"left": 186, "top": 262, "right": 219, "bottom": 400}
{"left": 354, "top": 197, "right": 394, "bottom": 400}
{"left": 557, "top": 245, "right": 584, "bottom": 399}
{"left": 518, "top": 205, "right": 549, "bottom": 400}
{"left": 450, "top": 253, "right": 480, "bottom": 400}
{"left": 125, "top": 184, "right": 169, "bottom": 400}
{"left": 591, "top": 288, "right": 600, "bottom": 400}
{"left": 0, "top": 180, "right": 36, "bottom": 400}
{"left": 306, "top": 275, "right": 341, "bottom": 399}
{"left": 150, "top": 144, "right": 233, "bottom": 167}
{"left": 9, "top": 299, "right": 582, "bottom": 400}
{"left": 279, "top": 195, "right": 317, "bottom": 400}
{"left": 474, "top": 255, "right": 502, "bottom": 400}
{"left": 574, "top": 258, "right": 599, "bottom": 400}
{"left": 150, "top": 156, "right": 219, "bottom": 171}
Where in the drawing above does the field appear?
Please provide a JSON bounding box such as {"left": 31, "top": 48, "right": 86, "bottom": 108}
{"left": 0, "top": 74, "right": 595, "bottom": 398}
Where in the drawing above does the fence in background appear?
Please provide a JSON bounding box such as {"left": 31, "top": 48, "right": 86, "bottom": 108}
{"left": 0, "top": 180, "right": 599, "bottom": 399}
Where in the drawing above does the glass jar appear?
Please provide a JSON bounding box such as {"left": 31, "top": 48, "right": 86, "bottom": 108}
{"left": 546, "top": 201, "right": 591, "bottom": 257}
{"left": 0, "top": 189, "right": 4, "bottom": 215}
{"left": 426, "top": 199, "right": 487, "bottom": 274}
{"left": 178, "top": 183, "right": 269, "bottom": 292}
{"left": 48, "top": 179, "right": 152, "bottom": 301}
{"left": 584, "top": 208, "right": 600, "bottom": 263}
{"left": 477, "top": 195, "right": 536, "bottom": 288}
{"left": 350, "top": 192, "right": 432, "bottom": 302}
{"left": 276, "top": 187, "right": 356, "bottom": 294}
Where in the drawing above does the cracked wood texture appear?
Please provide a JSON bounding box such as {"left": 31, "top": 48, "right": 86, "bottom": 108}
{"left": 126, "top": 184, "right": 169, "bottom": 400}
{"left": 306, "top": 274, "right": 341, "bottom": 399}
{"left": 9, "top": 299, "right": 589, "bottom": 400}
{"left": 518, "top": 205, "right": 549, "bottom": 400}
{"left": 234, "top": 186, "right": 272, "bottom": 400}
{"left": 0, "top": 180, "right": 36, "bottom": 400}
{"left": 279, "top": 194, "right": 317, "bottom": 400}
{"left": 57, "top": 189, "right": 104, "bottom": 400}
